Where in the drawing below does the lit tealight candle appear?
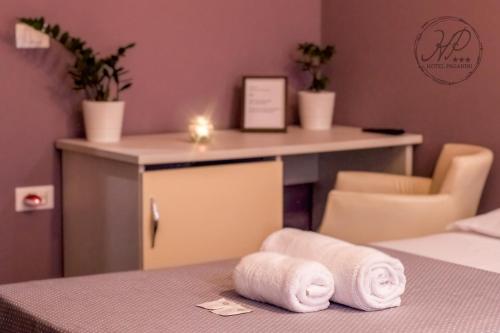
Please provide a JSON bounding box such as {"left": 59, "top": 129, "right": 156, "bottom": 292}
{"left": 189, "top": 116, "right": 214, "bottom": 143}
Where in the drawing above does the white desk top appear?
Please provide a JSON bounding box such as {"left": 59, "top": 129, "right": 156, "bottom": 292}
{"left": 56, "top": 126, "right": 423, "bottom": 165}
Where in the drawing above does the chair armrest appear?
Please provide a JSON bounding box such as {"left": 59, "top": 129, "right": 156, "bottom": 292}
{"left": 319, "top": 190, "right": 457, "bottom": 244}
{"left": 335, "top": 171, "right": 432, "bottom": 195}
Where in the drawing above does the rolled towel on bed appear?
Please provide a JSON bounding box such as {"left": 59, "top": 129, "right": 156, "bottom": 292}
{"left": 233, "top": 252, "right": 334, "bottom": 313}
{"left": 261, "top": 228, "right": 406, "bottom": 311}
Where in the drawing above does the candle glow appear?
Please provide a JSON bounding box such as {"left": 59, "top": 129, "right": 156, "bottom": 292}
{"left": 189, "top": 116, "right": 214, "bottom": 143}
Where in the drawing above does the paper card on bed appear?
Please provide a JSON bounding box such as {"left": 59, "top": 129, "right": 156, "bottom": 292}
{"left": 197, "top": 298, "right": 234, "bottom": 310}
{"left": 211, "top": 305, "right": 253, "bottom": 316}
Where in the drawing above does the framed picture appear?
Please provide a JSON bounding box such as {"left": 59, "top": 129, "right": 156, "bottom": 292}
{"left": 242, "top": 76, "right": 287, "bottom": 132}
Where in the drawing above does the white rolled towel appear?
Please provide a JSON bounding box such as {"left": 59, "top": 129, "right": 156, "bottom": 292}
{"left": 233, "top": 252, "right": 334, "bottom": 313}
{"left": 261, "top": 228, "right": 406, "bottom": 311}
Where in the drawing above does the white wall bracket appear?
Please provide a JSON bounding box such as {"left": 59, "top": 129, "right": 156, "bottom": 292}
{"left": 15, "top": 23, "right": 50, "bottom": 49}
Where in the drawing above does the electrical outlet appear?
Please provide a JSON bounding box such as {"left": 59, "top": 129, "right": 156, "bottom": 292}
{"left": 15, "top": 185, "right": 54, "bottom": 212}
{"left": 15, "top": 23, "right": 50, "bottom": 49}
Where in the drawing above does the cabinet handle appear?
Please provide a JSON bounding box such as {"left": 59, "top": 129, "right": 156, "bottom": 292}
{"left": 151, "top": 198, "right": 160, "bottom": 248}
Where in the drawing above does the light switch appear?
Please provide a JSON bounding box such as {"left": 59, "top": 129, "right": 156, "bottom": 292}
{"left": 15, "top": 185, "right": 54, "bottom": 212}
{"left": 15, "top": 23, "right": 50, "bottom": 49}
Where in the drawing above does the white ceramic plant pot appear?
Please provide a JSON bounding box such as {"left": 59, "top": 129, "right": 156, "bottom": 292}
{"left": 298, "top": 91, "right": 336, "bottom": 130}
{"left": 82, "top": 100, "right": 125, "bottom": 143}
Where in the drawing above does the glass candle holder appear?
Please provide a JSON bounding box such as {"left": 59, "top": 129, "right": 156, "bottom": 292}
{"left": 189, "top": 116, "right": 214, "bottom": 143}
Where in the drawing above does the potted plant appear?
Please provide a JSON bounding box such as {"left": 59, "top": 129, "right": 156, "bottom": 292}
{"left": 296, "top": 42, "right": 336, "bottom": 130}
{"left": 19, "top": 17, "right": 135, "bottom": 143}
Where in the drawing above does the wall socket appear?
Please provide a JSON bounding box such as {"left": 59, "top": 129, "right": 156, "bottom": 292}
{"left": 15, "top": 185, "right": 54, "bottom": 212}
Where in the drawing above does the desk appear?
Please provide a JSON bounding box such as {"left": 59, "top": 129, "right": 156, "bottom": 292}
{"left": 57, "top": 126, "right": 422, "bottom": 276}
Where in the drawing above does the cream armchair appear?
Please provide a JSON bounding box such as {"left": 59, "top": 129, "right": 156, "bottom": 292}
{"left": 319, "top": 144, "right": 494, "bottom": 244}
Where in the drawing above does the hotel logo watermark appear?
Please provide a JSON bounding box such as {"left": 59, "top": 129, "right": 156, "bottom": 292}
{"left": 414, "top": 17, "right": 482, "bottom": 85}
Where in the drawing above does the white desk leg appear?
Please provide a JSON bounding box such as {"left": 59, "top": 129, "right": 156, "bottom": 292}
{"left": 403, "top": 145, "right": 414, "bottom": 176}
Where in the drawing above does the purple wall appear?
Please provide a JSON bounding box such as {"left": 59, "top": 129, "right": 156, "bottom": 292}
{"left": 322, "top": 0, "right": 499, "bottom": 211}
{"left": 0, "top": 0, "right": 321, "bottom": 284}
{"left": 5, "top": 0, "right": 498, "bottom": 285}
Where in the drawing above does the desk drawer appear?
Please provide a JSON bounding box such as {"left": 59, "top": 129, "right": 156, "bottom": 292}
{"left": 141, "top": 160, "right": 283, "bottom": 269}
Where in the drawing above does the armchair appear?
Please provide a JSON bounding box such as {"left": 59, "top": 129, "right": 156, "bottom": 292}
{"left": 319, "top": 144, "right": 494, "bottom": 243}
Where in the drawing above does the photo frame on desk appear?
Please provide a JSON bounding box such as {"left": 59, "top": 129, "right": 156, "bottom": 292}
{"left": 241, "top": 76, "right": 287, "bottom": 132}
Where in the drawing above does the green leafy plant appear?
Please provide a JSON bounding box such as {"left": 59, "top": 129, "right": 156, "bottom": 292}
{"left": 19, "top": 17, "right": 135, "bottom": 101}
{"left": 296, "top": 43, "right": 336, "bottom": 92}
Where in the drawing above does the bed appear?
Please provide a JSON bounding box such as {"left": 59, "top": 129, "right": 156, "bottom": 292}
{"left": 378, "top": 231, "right": 500, "bottom": 273}
{"left": 378, "top": 209, "right": 500, "bottom": 273}
{"left": 1, "top": 236, "right": 500, "bottom": 333}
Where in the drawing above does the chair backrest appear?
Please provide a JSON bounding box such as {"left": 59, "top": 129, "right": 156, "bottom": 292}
{"left": 430, "top": 143, "right": 494, "bottom": 217}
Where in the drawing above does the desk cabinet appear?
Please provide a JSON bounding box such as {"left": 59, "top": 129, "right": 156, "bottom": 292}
{"left": 62, "top": 152, "right": 282, "bottom": 277}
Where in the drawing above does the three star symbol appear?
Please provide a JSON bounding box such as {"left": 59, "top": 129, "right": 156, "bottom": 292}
{"left": 453, "top": 57, "right": 471, "bottom": 62}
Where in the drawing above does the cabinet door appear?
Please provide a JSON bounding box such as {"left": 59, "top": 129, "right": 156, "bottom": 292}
{"left": 141, "top": 160, "right": 283, "bottom": 269}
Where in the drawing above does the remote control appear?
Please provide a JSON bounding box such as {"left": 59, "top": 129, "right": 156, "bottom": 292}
{"left": 362, "top": 128, "right": 406, "bottom": 136}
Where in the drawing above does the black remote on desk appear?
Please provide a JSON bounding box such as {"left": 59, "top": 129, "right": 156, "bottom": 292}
{"left": 362, "top": 128, "right": 406, "bottom": 136}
